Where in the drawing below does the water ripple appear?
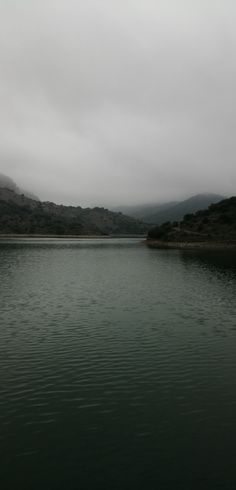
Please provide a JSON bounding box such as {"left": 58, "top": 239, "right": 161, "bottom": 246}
{"left": 0, "top": 240, "right": 236, "bottom": 489}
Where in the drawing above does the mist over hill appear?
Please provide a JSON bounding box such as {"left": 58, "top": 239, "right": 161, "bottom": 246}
{"left": 0, "top": 186, "right": 148, "bottom": 236}
{"left": 0, "top": 173, "right": 228, "bottom": 236}
{"left": 148, "top": 196, "right": 236, "bottom": 244}
{"left": 0, "top": 173, "right": 39, "bottom": 201}
{"left": 112, "top": 201, "right": 179, "bottom": 221}
{"left": 115, "top": 194, "right": 225, "bottom": 224}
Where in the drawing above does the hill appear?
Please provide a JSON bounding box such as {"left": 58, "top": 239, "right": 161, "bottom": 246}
{"left": 143, "top": 193, "right": 224, "bottom": 224}
{"left": 0, "top": 173, "right": 39, "bottom": 201}
{"left": 112, "top": 201, "right": 179, "bottom": 221}
{"left": 147, "top": 196, "right": 236, "bottom": 246}
{"left": 114, "top": 194, "right": 224, "bottom": 224}
{"left": 0, "top": 187, "right": 148, "bottom": 236}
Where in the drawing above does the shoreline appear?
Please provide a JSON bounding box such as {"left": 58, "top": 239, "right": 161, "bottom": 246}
{"left": 146, "top": 239, "right": 236, "bottom": 250}
{"left": 0, "top": 234, "right": 146, "bottom": 240}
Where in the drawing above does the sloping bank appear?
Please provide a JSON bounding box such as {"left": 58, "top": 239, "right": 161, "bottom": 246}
{"left": 146, "top": 196, "right": 236, "bottom": 250}
{"left": 146, "top": 239, "right": 236, "bottom": 250}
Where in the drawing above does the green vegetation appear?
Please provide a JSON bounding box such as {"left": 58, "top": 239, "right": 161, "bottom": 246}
{"left": 147, "top": 197, "right": 236, "bottom": 244}
{"left": 0, "top": 187, "right": 148, "bottom": 236}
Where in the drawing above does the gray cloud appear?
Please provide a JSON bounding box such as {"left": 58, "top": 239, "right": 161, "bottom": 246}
{"left": 0, "top": 0, "right": 236, "bottom": 206}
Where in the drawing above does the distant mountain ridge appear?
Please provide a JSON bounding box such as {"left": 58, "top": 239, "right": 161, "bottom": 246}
{"left": 146, "top": 193, "right": 225, "bottom": 224}
{"left": 147, "top": 196, "right": 236, "bottom": 244}
{"left": 0, "top": 174, "right": 226, "bottom": 235}
{"left": 0, "top": 186, "right": 148, "bottom": 236}
{"left": 112, "top": 201, "right": 179, "bottom": 221}
{"left": 115, "top": 193, "right": 225, "bottom": 224}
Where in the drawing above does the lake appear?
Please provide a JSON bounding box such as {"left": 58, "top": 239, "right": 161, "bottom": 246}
{"left": 1, "top": 238, "right": 236, "bottom": 489}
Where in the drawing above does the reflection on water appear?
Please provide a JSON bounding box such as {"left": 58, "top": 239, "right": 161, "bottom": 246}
{"left": 0, "top": 239, "right": 236, "bottom": 489}
{"left": 180, "top": 249, "right": 236, "bottom": 275}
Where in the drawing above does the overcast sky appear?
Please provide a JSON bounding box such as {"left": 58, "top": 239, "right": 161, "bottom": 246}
{"left": 0, "top": 0, "right": 236, "bottom": 206}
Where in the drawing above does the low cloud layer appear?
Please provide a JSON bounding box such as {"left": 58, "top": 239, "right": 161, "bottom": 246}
{"left": 1, "top": 0, "right": 236, "bottom": 206}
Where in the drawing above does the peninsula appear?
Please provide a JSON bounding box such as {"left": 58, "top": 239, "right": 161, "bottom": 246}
{"left": 146, "top": 197, "right": 236, "bottom": 249}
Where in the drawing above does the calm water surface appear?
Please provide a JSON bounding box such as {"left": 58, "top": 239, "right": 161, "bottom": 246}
{"left": 1, "top": 238, "right": 236, "bottom": 489}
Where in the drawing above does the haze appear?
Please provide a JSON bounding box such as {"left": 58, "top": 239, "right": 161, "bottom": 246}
{"left": 0, "top": 0, "right": 236, "bottom": 207}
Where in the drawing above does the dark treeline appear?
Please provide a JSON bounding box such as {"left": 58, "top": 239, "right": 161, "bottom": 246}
{"left": 148, "top": 197, "right": 236, "bottom": 243}
{"left": 0, "top": 188, "right": 148, "bottom": 236}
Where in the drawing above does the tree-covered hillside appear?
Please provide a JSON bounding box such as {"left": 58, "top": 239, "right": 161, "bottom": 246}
{"left": 0, "top": 188, "right": 148, "bottom": 236}
{"left": 147, "top": 197, "right": 236, "bottom": 244}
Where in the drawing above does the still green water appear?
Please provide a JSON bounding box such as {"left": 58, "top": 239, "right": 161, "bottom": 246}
{"left": 0, "top": 238, "right": 236, "bottom": 489}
